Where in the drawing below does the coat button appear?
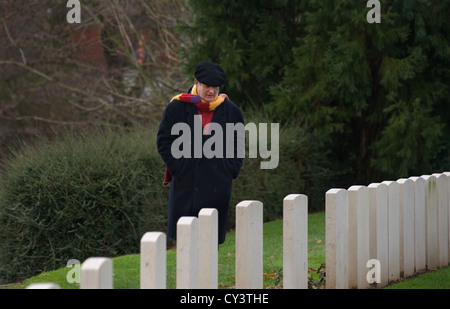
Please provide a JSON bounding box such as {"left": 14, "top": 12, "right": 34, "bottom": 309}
{"left": 194, "top": 187, "right": 199, "bottom": 192}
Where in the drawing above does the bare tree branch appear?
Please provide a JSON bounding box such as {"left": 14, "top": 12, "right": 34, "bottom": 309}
{"left": 0, "top": 0, "right": 192, "bottom": 148}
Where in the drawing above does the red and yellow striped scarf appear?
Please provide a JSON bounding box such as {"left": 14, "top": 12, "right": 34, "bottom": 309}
{"left": 170, "top": 84, "right": 224, "bottom": 128}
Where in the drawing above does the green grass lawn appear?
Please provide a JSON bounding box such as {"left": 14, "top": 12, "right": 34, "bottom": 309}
{"left": 383, "top": 266, "right": 450, "bottom": 289}
{"left": 4, "top": 211, "right": 450, "bottom": 289}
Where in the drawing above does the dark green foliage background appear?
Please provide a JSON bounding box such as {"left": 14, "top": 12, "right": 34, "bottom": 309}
{"left": 181, "top": 0, "right": 450, "bottom": 183}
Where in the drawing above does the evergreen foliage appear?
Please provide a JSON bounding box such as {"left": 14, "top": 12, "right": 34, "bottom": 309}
{"left": 269, "top": 0, "right": 449, "bottom": 181}
{"left": 180, "top": 0, "right": 449, "bottom": 183}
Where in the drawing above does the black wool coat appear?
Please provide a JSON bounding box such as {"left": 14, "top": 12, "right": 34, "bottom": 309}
{"left": 156, "top": 95, "right": 244, "bottom": 244}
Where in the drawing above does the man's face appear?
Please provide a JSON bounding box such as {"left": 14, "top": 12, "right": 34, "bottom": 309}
{"left": 196, "top": 81, "right": 219, "bottom": 102}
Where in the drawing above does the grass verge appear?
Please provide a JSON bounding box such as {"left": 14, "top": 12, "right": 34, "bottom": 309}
{"left": 3, "top": 211, "right": 449, "bottom": 289}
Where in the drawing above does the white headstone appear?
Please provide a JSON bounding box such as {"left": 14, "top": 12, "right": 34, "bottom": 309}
{"left": 409, "top": 176, "right": 426, "bottom": 272}
{"left": 176, "top": 216, "right": 199, "bottom": 289}
{"left": 348, "top": 185, "right": 370, "bottom": 289}
{"left": 422, "top": 175, "right": 438, "bottom": 270}
{"left": 382, "top": 181, "right": 400, "bottom": 282}
{"left": 368, "top": 183, "right": 388, "bottom": 286}
{"left": 283, "top": 194, "right": 308, "bottom": 289}
{"left": 235, "top": 200, "right": 263, "bottom": 289}
{"left": 444, "top": 172, "right": 450, "bottom": 264}
{"left": 397, "top": 178, "right": 415, "bottom": 277}
{"left": 140, "top": 232, "right": 166, "bottom": 289}
{"left": 80, "top": 257, "right": 113, "bottom": 289}
{"left": 325, "top": 188, "right": 349, "bottom": 289}
{"left": 198, "top": 208, "right": 218, "bottom": 289}
{"left": 433, "top": 173, "right": 449, "bottom": 267}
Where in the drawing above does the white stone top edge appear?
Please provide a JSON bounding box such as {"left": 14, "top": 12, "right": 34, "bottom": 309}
{"left": 236, "top": 200, "right": 263, "bottom": 208}
{"left": 326, "top": 188, "right": 346, "bottom": 194}
{"left": 198, "top": 208, "right": 218, "bottom": 216}
{"left": 141, "top": 231, "right": 165, "bottom": 243}
{"left": 177, "top": 216, "right": 198, "bottom": 226}
{"left": 283, "top": 193, "right": 307, "bottom": 201}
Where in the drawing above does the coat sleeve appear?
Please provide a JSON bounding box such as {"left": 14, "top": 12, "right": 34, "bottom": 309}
{"left": 225, "top": 101, "right": 245, "bottom": 179}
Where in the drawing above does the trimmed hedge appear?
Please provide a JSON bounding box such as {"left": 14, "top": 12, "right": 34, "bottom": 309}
{"left": 0, "top": 127, "right": 168, "bottom": 283}
{"left": 0, "top": 117, "right": 332, "bottom": 283}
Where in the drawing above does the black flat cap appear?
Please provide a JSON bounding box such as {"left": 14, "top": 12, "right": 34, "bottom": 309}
{"left": 194, "top": 61, "right": 226, "bottom": 87}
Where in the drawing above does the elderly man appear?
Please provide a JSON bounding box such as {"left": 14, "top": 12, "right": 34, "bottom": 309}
{"left": 157, "top": 61, "right": 244, "bottom": 245}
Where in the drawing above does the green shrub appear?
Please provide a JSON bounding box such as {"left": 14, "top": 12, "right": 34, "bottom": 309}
{"left": 0, "top": 113, "right": 332, "bottom": 283}
{"left": 0, "top": 127, "right": 168, "bottom": 283}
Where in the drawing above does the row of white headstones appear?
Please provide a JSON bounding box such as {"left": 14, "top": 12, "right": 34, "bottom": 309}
{"left": 326, "top": 172, "right": 450, "bottom": 288}
{"left": 27, "top": 172, "right": 450, "bottom": 289}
